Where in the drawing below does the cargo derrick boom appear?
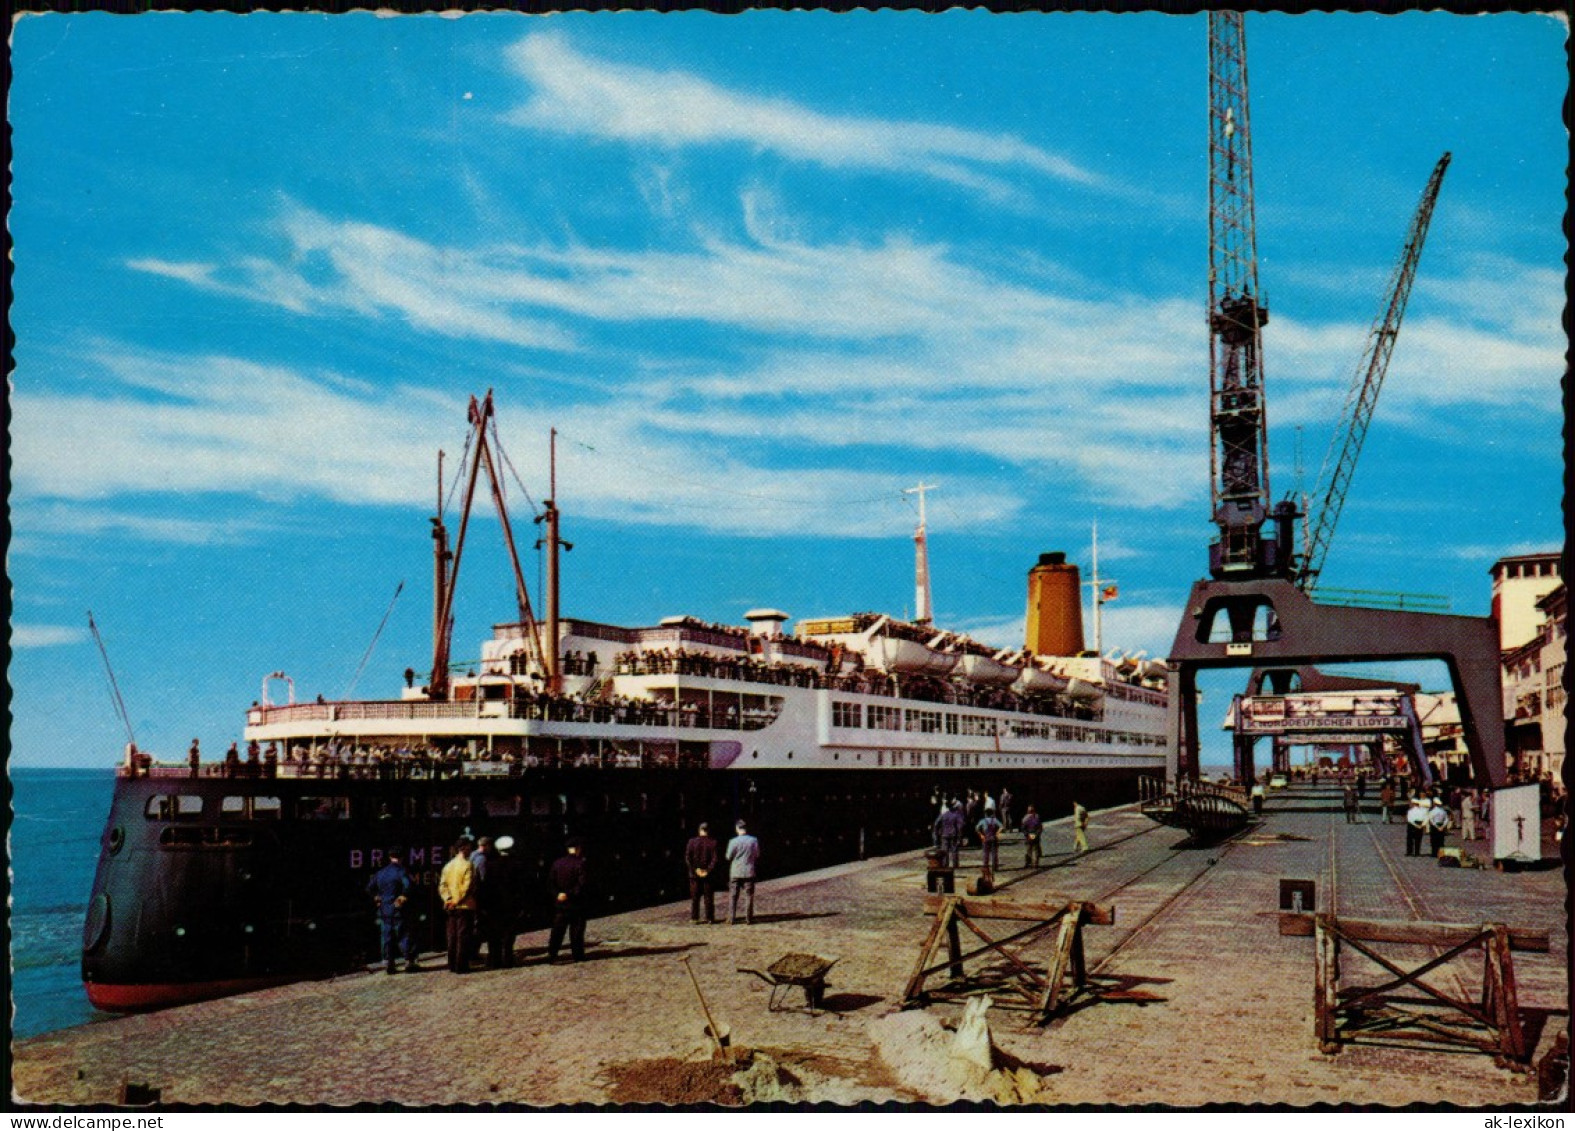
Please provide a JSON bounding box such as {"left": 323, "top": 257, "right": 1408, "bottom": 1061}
{"left": 1299, "top": 152, "right": 1452, "bottom": 592}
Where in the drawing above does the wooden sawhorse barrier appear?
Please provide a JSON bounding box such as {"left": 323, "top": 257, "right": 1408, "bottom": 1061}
{"left": 1279, "top": 912, "right": 1550, "bottom": 1069}
{"left": 903, "top": 895, "right": 1114, "bottom": 1025}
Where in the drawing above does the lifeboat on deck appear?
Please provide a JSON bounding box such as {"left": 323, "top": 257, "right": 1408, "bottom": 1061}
{"left": 1012, "top": 666, "right": 1070, "bottom": 696}
{"left": 868, "top": 635, "right": 959, "bottom": 676}
{"left": 1064, "top": 678, "right": 1104, "bottom": 703}
{"left": 956, "top": 653, "right": 1021, "bottom": 686}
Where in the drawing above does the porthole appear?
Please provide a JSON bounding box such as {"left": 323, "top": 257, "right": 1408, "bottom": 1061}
{"left": 107, "top": 827, "right": 125, "bottom": 854}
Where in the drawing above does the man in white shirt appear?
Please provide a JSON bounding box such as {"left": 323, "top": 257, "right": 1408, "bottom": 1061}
{"left": 1404, "top": 799, "right": 1428, "bottom": 857}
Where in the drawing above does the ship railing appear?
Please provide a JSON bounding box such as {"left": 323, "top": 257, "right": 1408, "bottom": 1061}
{"left": 123, "top": 746, "right": 720, "bottom": 781}
{"left": 509, "top": 701, "right": 781, "bottom": 731}
{"left": 248, "top": 697, "right": 783, "bottom": 730}
{"left": 251, "top": 701, "right": 484, "bottom": 726}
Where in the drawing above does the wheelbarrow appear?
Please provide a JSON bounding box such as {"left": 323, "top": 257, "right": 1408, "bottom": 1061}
{"left": 737, "top": 952, "right": 839, "bottom": 1015}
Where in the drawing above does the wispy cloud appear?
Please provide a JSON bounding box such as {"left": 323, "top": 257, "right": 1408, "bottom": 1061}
{"left": 9, "top": 344, "right": 1030, "bottom": 539}
{"left": 503, "top": 33, "right": 1109, "bottom": 203}
{"left": 10, "top": 348, "right": 459, "bottom": 507}
{"left": 14, "top": 502, "right": 283, "bottom": 547}
{"left": 12, "top": 624, "right": 89, "bottom": 648}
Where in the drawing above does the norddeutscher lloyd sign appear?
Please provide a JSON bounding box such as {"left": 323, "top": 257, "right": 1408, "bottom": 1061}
{"left": 1243, "top": 715, "right": 1409, "bottom": 733}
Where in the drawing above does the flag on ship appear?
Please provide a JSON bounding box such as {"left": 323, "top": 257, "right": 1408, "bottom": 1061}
{"left": 1102, "top": 584, "right": 1119, "bottom": 601}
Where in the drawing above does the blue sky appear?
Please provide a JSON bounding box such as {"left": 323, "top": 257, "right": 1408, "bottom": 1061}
{"left": 8, "top": 11, "right": 1565, "bottom": 768}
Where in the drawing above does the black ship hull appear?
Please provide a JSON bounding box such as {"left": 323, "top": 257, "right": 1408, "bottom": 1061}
{"left": 83, "top": 762, "right": 1145, "bottom": 1010}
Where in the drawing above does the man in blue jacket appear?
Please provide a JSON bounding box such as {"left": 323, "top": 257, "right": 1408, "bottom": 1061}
{"left": 367, "top": 848, "right": 418, "bottom": 974}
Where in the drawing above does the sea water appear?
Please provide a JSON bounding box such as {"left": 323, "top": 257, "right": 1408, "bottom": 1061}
{"left": 10, "top": 767, "right": 117, "bottom": 1039}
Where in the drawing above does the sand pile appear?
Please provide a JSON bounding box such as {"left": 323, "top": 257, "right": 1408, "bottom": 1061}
{"left": 604, "top": 1049, "right": 803, "bottom": 1105}
{"left": 868, "top": 999, "right": 1056, "bottom": 1104}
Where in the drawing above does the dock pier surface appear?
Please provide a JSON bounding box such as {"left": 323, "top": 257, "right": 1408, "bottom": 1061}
{"left": 13, "top": 787, "right": 1567, "bottom": 1107}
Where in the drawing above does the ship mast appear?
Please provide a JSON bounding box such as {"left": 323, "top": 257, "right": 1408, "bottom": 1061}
{"left": 539, "top": 427, "right": 569, "bottom": 694}
{"left": 428, "top": 392, "right": 545, "bottom": 699}
{"left": 1084, "top": 521, "right": 1118, "bottom": 656}
{"left": 430, "top": 449, "right": 451, "bottom": 694}
{"left": 905, "top": 481, "right": 938, "bottom": 625}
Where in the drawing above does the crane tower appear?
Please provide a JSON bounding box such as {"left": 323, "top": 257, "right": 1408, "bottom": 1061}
{"left": 1162, "top": 14, "right": 1506, "bottom": 793}
{"left": 1206, "top": 12, "right": 1288, "bottom": 578}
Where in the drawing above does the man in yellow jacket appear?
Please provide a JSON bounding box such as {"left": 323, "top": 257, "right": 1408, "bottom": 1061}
{"left": 439, "top": 836, "right": 478, "bottom": 973}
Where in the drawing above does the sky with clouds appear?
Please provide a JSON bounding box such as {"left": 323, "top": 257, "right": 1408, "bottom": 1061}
{"left": 8, "top": 10, "right": 1565, "bottom": 768}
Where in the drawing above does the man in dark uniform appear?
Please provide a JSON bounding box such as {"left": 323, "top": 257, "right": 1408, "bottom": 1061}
{"left": 367, "top": 848, "right": 418, "bottom": 974}
{"left": 684, "top": 822, "right": 720, "bottom": 923}
{"left": 1020, "top": 804, "right": 1044, "bottom": 869}
{"left": 547, "top": 839, "right": 589, "bottom": 962}
{"left": 472, "top": 836, "right": 515, "bottom": 968}
{"left": 938, "top": 801, "right": 966, "bottom": 868}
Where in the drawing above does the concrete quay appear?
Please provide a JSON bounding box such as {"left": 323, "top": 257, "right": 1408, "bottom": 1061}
{"left": 13, "top": 792, "right": 1568, "bottom": 1107}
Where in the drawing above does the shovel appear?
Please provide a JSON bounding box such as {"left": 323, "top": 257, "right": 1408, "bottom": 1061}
{"left": 682, "top": 954, "right": 733, "bottom": 1062}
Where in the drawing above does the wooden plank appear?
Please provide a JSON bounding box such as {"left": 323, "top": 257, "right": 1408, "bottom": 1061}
{"left": 1038, "top": 913, "right": 1081, "bottom": 1021}
{"left": 1487, "top": 925, "right": 1527, "bottom": 1063}
{"left": 945, "top": 909, "right": 965, "bottom": 981}
{"left": 903, "top": 900, "right": 953, "bottom": 1002}
{"left": 1278, "top": 913, "right": 1547, "bottom": 952}
{"left": 954, "top": 912, "right": 1047, "bottom": 987}
{"left": 924, "top": 895, "right": 1115, "bottom": 925}
{"left": 1314, "top": 916, "right": 1338, "bottom": 1051}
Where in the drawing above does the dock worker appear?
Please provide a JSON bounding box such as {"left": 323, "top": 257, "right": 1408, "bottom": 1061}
{"left": 1342, "top": 784, "right": 1359, "bottom": 824}
{"left": 472, "top": 836, "right": 513, "bottom": 969}
{"left": 1426, "top": 798, "right": 1451, "bottom": 857}
{"left": 1380, "top": 781, "right": 1396, "bottom": 823}
{"left": 976, "top": 809, "right": 1003, "bottom": 875}
{"left": 547, "top": 839, "right": 589, "bottom": 962}
{"left": 1404, "top": 797, "right": 1428, "bottom": 856}
{"left": 1020, "top": 805, "right": 1043, "bottom": 869}
{"left": 725, "top": 820, "right": 761, "bottom": 926}
{"left": 1461, "top": 790, "right": 1479, "bottom": 842}
{"left": 936, "top": 801, "right": 966, "bottom": 868}
{"left": 1072, "top": 801, "right": 1090, "bottom": 853}
{"left": 685, "top": 822, "right": 720, "bottom": 924}
{"left": 438, "top": 836, "right": 477, "bottom": 973}
{"left": 367, "top": 848, "right": 418, "bottom": 975}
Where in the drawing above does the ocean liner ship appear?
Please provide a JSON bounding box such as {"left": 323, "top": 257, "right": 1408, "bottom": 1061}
{"left": 82, "top": 394, "right": 1168, "bottom": 1011}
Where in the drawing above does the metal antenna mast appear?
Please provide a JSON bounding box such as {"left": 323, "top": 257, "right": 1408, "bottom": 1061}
{"left": 905, "top": 482, "right": 938, "bottom": 625}
{"left": 1299, "top": 152, "right": 1452, "bottom": 591}
{"left": 1207, "top": 12, "right": 1285, "bottom": 579}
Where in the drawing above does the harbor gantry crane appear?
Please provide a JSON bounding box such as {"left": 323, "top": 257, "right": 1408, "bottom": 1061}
{"left": 1163, "top": 13, "right": 1506, "bottom": 792}
{"left": 1205, "top": 12, "right": 1294, "bottom": 581}
{"left": 1298, "top": 152, "right": 1452, "bottom": 592}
